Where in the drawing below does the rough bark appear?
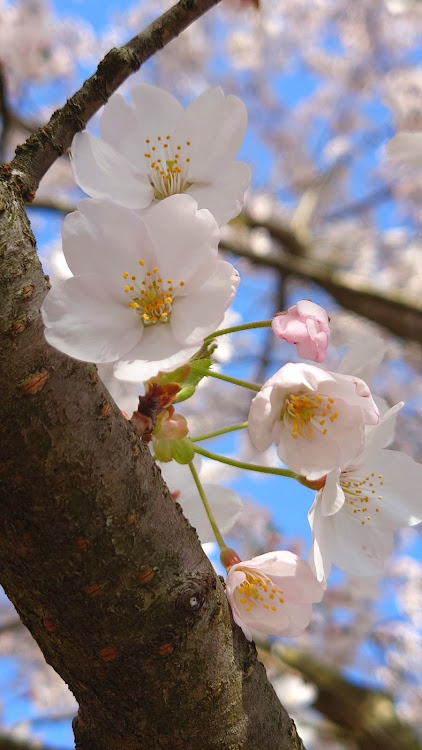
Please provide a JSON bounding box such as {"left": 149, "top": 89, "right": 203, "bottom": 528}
{"left": 0, "top": 183, "right": 307, "bottom": 748}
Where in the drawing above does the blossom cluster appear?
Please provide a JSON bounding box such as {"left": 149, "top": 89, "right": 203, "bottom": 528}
{"left": 40, "top": 84, "right": 422, "bottom": 647}
{"left": 42, "top": 84, "right": 248, "bottom": 381}
{"left": 248, "top": 309, "right": 422, "bottom": 588}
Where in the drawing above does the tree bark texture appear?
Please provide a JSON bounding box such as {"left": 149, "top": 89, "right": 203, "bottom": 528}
{"left": 0, "top": 183, "right": 306, "bottom": 749}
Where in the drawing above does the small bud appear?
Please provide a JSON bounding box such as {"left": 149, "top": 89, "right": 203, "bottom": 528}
{"left": 220, "top": 547, "right": 242, "bottom": 570}
{"left": 170, "top": 438, "right": 195, "bottom": 465}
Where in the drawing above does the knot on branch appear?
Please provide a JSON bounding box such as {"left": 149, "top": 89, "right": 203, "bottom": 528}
{"left": 175, "top": 575, "right": 216, "bottom": 619}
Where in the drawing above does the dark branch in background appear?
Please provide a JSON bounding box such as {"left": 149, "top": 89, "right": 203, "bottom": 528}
{"left": 3, "top": 0, "right": 222, "bottom": 199}
{"left": 0, "top": 738, "right": 58, "bottom": 750}
{"left": 29, "top": 197, "right": 422, "bottom": 346}
{"left": 254, "top": 273, "right": 287, "bottom": 383}
{"left": 221, "top": 232, "right": 422, "bottom": 346}
{"left": 0, "top": 64, "right": 11, "bottom": 163}
{"left": 324, "top": 185, "right": 393, "bottom": 222}
{"left": 276, "top": 647, "right": 421, "bottom": 750}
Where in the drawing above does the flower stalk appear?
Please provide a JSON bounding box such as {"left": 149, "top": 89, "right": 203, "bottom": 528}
{"left": 204, "top": 319, "right": 273, "bottom": 341}
{"left": 206, "top": 370, "right": 261, "bottom": 392}
{"left": 188, "top": 461, "right": 226, "bottom": 549}
{"left": 191, "top": 421, "right": 248, "bottom": 442}
{"left": 192, "top": 444, "right": 303, "bottom": 482}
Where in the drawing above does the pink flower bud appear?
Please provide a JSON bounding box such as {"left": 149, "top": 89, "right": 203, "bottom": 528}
{"left": 272, "top": 300, "right": 330, "bottom": 363}
{"left": 159, "top": 413, "right": 189, "bottom": 440}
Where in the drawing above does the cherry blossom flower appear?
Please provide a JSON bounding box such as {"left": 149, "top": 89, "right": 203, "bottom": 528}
{"left": 309, "top": 405, "right": 422, "bottom": 581}
{"left": 158, "top": 458, "right": 243, "bottom": 544}
{"left": 71, "top": 84, "right": 251, "bottom": 226}
{"left": 248, "top": 363, "right": 379, "bottom": 480}
{"left": 272, "top": 300, "right": 330, "bottom": 363}
{"left": 41, "top": 195, "right": 240, "bottom": 382}
{"left": 225, "top": 551, "right": 324, "bottom": 640}
{"left": 386, "top": 132, "right": 422, "bottom": 168}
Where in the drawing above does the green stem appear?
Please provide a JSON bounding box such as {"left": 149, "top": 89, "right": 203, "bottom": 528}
{"left": 204, "top": 319, "right": 273, "bottom": 341}
{"left": 193, "top": 444, "right": 304, "bottom": 483}
{"left": 188, "top": 461, "right": 226, "bottom": 550}
{"left": 206, "top": 370, "right": 260, "bottom": 392}
{"left": 191, "top": 422, "right": 248, "bottom": 443}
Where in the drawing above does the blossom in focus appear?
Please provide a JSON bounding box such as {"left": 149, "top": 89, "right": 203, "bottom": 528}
{"left": 309, "top": 405, "right": 422, "bottom": 581}
{"left": 71, "top": 84, "right": 251, "bottom": 226}
{"left": 41, "top": 195, "right": 240, "bottom": 382}
{"left": 158, "top": 458, "right": 243, "bottom": 544}
{"left": 271, "top": 300, "right": 330, "bottom": 363}
{"left": 386, "top": 131, "right": 422, "bottom": 168}
{"left": 248, "top": 363, "right": 379, "bottom": 480}
{"left": 225, "top": 551, "right": 324, "bottom": 640}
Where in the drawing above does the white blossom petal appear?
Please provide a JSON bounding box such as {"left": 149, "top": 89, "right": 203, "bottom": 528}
{"left": 71, "top": 132, "right": 153, "bottom": 208}
{"left": 171, "top": 260, "right": 240, "bottom": 345}
{"left": 330, "top": 512, "right": 394, "bottom": 577}
{"left": 113, "top": 324, "right": 200, "bottom": 382}
{"left": 99, "top": 92, "right": 145, "bottom": 165}
{"left": 63, "top": 199, "right": 154, "bottom": 280}
{"left": 188, "top": 161, "right": 251, "bottom": 225}
{"left": 141, "top": 195, "right": 220, "bottom": 288}
{"left": 308, "top": 497, "right": 334, "bottom": 583}
{"left": 130, "top": 83, "right": 184, "bottom": 143}
{"left": 178, "top": 88, "right": 247, "bottom": 180}
{"left": 320, "top": 468, "right": 345, "bottom": 516}
{"left": 42, "top": 274, "right": 142, "bottom": 363}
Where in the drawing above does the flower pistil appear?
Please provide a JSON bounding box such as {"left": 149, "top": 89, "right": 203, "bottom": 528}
{"left": 123, "top": 261, "right": 185, "bottom": 327}
{"left": 144, "top": 135, "right": 192, "bottom": 200}
{"left": 283, "top": 392, "right": 339, "bottom": 440}
{"left": 342, "top": 470, "right": 384, "bottom": 524}
{"left": 236, "top": 570, "right": 284, "bottom": 614}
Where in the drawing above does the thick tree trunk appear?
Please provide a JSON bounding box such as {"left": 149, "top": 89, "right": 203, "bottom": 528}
{"left": 0, "top": 183, "right": 305, "bottom": 749}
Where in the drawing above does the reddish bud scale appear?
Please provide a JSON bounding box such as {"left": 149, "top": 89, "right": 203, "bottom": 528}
{"left": 100, "top": 401, "right": 113, "bottom": 418}
{"left": 20, "top": 369, "right": 49, "bottom": 395}
{"left": 158, "top": 643, "right": 173, "bottom": 656}
{"left": 220, "top": 547, "right": 242, "bottom": 570}
{"left": 43, "top": 617, "right": 57, "bottom": 632}
{"left": 76, "top": 538, "right": 88, "bottom": 551}
{"left": 85, "top": 583, "right": 104, "bottom": 597}
{"left": 20, "top": 285, "right": 34, "bottom": 298}
{"left": 138, "top": 568, "right": 155, "bottom": 585}
{"left": 99, "top": 647, "right": 117, "bottom": 662}
{"left": 12, "top": 319, "right": 26, "bottom": 334}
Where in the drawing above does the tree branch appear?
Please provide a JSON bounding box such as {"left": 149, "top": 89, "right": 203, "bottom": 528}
{"left": 278, "top": 647, "right": 421, "bottom": 750}
{"left": 0, "top": 180, "right": 305, "bottom": 749}
{"left": 221, "top": 233, "right": 422, "bottom": 345}
{"left": 0, "top": 738, "right": 57, "bottom": 750}
{"left": 2, "top": 0, "right": 222, "bottom": 200}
